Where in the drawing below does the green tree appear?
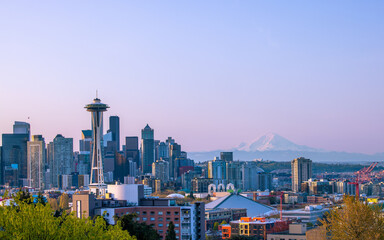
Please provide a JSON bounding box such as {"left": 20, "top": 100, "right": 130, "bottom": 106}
{"left": 36, "top": 192, "right": 46, "bottom": 205}
{"left": 117, "top": 213, "right": 161, "bottom": 240}
{"left": 205, "top": 194, "right": 211, "bottom": 201}
{"left": 0, "top": 199, "right": 135, "bottom": 239}
{"left": 189, "top": 191, "right": 195, "bottom": 199}
{"left": 2, "top": 189, "right": 9, "bottom": 199}
{"left": 48, "top": 198, "right": 60, "bottom": 212}
{"left": 165, "top": 221, "right": 177, "bottom": 240}
{"left": 14, "top": 189, "right": 32, "bottom": 204}
{"left": 221, "top": 220, "right": 227, "bottom": 225}
{"left": 320, "top": 195, "right": 384, "bottom": 240}
{"left": 213, "top": 222, "right": 219, "bottom": 231}
{"left": 59, "top": 193, "right": 70, "bottom": 210}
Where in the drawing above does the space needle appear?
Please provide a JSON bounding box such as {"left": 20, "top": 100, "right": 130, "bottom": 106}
{"left": 85, "top": 95, "right": 109, "bottom": 196}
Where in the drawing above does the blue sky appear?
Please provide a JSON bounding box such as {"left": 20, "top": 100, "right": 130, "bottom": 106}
{"left": 0, "top": 1, "right": 383, "bottom": 153}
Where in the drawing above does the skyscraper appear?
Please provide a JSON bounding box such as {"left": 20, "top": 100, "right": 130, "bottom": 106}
{"left": 1, "top": 131, "right": 29, "bottom": 186}
{"left": 169, "top": 143, "right": 181, "bottom": 179}
{"left": 109, "top": 116, "right": 120, "bottom": 152}
{"left": 226, "top": 160, "right": 242, "bottom": 189}
{"left": 27, "top": 135, "right": 46, "bottom": 189}
{"left": 140, "top": 124, "right": 154, "bottom": 174}
{"left": 156, "top": 141, "right": 169, "bottom": 160}
{"left": 208, "top": 157, "right": 226, "bottom": 180}
{"left": 152, "top": 159, "right": 170, "bottom": 182}
{"left": 13, "top": 121, "right": 30, "bottom": 137}
{"left": 220, "top": 152, "right": 233, "bottom": 162}
{"left": 114, "top": 151, "right": 126, "bottom": 182}
{"left": 79, "top": 130, "right": 92, "bottom": 152}
{"left": 85, "top": 97, "right": 109, "bottom": 196}
{"left": 78, "top": 130, "right": 92, "bottom": 176}
{"left": 49, "top": 134, "right": 73, "bottom": 188}
{"left": 125, "top": 136, "right": 139, "bottom": 168}
{"left": 291, "top": 157, "right": 312, "bottom": 192}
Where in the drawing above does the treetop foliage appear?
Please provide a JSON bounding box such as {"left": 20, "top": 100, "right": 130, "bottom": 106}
{"left": 0, "top": 190, "right": 135, "bottom": 240}
{"left": 320, "top": 195, "right": 384, "bottom": 240}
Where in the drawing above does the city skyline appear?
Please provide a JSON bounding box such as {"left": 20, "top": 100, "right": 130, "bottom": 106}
{"left": 1, "top": 1, "right": 384, "bottom": 154}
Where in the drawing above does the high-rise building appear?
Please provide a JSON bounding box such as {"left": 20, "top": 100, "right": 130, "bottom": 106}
{"left": 1, "top": 121, "right": 30, "bottom": 186}
{"left": 85, "top": 97, "right": 109, "bottom": 196}
{"left": 79, "top": 130, "right": 92, "bottom": 152}
{"left": 13, "top": 121, "right": 30, "bottom": 137}
{"left": 27, "top": 135, "right": 46, "bottom": 189}
{"left": 226, "top": 161, "right": 242, "bottom": 189}
{"left": 114, "top": 151, "right": 126, "bottom": 182}
{"left": 152, "top": 159, "right": 169, "bottom": 182}
{"left": 169, "top": 143, "right": 181, "bottom": 179}
{"left": 156, "top": 141, "right": 169, "bottom": 160}
{"left": 176, "top": 157, "right": 194, "bottom": 178}
{"left": 208, "top": 157, "right": 226, "bottom": 180}
{"left": 77, "top": 152, "right": 91, "bottom": 175}
{"left": 220, "top": 152, "right": 233, "bottom": 162}
{"left": 103, "top": 152, "right": 114, "bottom": 183}
{"left": 46, "top": 142, "right": 54, "bottom": 188}
{"left": 78, "top": 130, "right": 92, "bottom": 178}
{"left": 125, "top": 136, "right": 139, "bottom": 168}
{"left": 127, "top": 160, "right": 137, "bottom": 177}
{"left": 49, "top": 134, "right": 73, "bottom": 188}
{"left": 109, "top": 116, "right": 120, "bottom": 152}
{"left": 291, "top": 157, "right": 312, "bottom": 192}
{"left": 1, "top": 133, "right": 29, "bottom": 186}
{"left": 140, "top": 125, "right": 154, "bottom": 174}
{"left": 242, "top": 161, "right": 264, "bottom": 191}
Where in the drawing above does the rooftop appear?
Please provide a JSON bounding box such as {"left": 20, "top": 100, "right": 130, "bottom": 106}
{"left": 205, "top": 193, "right": 276, "bottom": 217}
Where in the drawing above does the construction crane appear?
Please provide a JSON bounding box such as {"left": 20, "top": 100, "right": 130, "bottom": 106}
{"left": 349, "top": 162, "right": 378, "bottom": 199}
{"left": 261, "top": 191, "right": 284, "bottom": 220}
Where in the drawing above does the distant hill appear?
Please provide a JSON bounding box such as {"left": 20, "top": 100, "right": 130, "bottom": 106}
{"left": 189, "top": 133, "right": 384, "bottom": 163}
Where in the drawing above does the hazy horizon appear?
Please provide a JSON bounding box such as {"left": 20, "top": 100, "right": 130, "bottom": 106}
{"left": 1, "top": 1, "right": 383, "bottom": 154}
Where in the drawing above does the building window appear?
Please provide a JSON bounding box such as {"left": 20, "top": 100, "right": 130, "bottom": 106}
{"left": 174, "top": 212, "right": 179, "bottom": 215}
{"left": 175, "top": 218, "right": 179, "bottom": 221}
{"left": 158, "top": 211, "right": 163, "bottom": 215}
{"left": 166, "top": 218, "right": 171, "bottom": 221}
{"left": 175, "top": 230, "right": 179, "bottom": 234}
{"left": 159, "top": 224, "right": 163, "bottom": 227}
{"left": 150, "top": 218, "right": 155, "bottom": 221}
{"left": 142, "top": 211, "right": 147, "bottom": 215}
{"left": 136, "top": 218, "right": 140, "bottom": 221}
{"left": 143, "top": 218, "right": 147, "bottom": 221}
{"left": 166, "top": 211, "right": 171, "bottom": 215}
{"left": 175, "top": 224, "right": 179, "bottom": 227}
{"left": 159, "top": 230, "right": 163, "bottom": 233}
{"left": 159, "top": 217, "right": 163, "bottom": 221}
{"left": 136, "top": 211, "right": 140, "bottom": 215}
{"left": 150, "top": 211, "right": 155, "bottom": 215}
{"left": 76, "top": 200, "right": 81, "bottom": 219}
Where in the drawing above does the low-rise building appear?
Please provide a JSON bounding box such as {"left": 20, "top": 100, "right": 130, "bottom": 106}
{"left": 267, "top": 223, "right": 307, "bottom": 240}
{"left": 283, "top": 205, "right": 328, "bottom": 224}
{"left": 229, "top": 217, "right": 290, "bottom": 240}
{"left": 307, "top": 196, "right": 330, "bottom": 204}
{"left": 205, "top": 208, "right": 247, "bottom": 230}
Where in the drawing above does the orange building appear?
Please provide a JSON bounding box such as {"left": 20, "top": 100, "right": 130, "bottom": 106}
{"left": 219, "top": 224, "right": 232, "bottom": 239}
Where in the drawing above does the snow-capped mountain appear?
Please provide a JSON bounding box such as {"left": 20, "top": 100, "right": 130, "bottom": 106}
{"left": 236, "top": 133, "right": 321, "bottom": 152}
{"left": 189, "top": 133, "right": 381, "bottom": 163}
